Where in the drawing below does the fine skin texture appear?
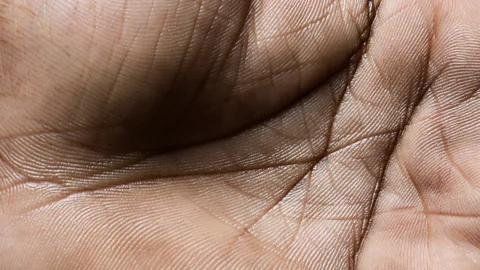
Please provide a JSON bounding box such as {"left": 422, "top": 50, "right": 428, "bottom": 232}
{"left": 1, "top": 0, "right": 480, "bottom": 269}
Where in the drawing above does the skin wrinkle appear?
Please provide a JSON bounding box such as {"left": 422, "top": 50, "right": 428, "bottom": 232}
{"left": 333, "top": 1, "right": 381, "bottom": 267}
{"left": 260, "top": 18, "right": 278, "bottom": 92}
{"left": 257, "top": 0, "right": 336, "bottom": 41}
{"left": 0, "top": 1, "right": 372, "bottom": 188}
{"left": 17, "top": 162, "right": 307, "bottom": 214}
{"left": 186, "top": 0, "right": 253, "bottom": 109}
{"left": 167, "top": 0, "right": 206, "bottom": 89}
{"left": 135, "top": 1, "right": 257, "bottom": 152}
{"left": 2, "top": 14, "right": 376, "bottom": 264}
{"left": 402, "top": 160, "right": 433, "bottom": 269}
{"left": 109, "top": 0, "right": 365, "bottom": 151}
{"left": 231, "top": 16, "right": 373, "bottom": 250}
{"left": 104, "top": 26, "right": 141, "bottom": 111}
{"left": 0, "top": 150, "right": 31, "bottom": 187}
{"left": 14, "top": 59, "right": 356, "bottom": 243}
{"left": 438, "top": 112, "right": 476, "bottom": 189}
{"left": 0, "top": 2, "right": 16, "bottom": 98}
{"left": 352, "top": 1, "right": 441, "bottom": 266}
{"left": 234, "top": 162, "right": 316, "bottom": 240}
{"left": 2, "top": 0, "right": 480, "bottom": 268}
{"left": 1, "top": 0, "right": 368, "bottom": 152}
{"left": 184, "top": 3, "right": 230, "bottom": 113}
{"left": 287, "top": 171, "right": 312, "bottom": 249}
{"left": 357, "top": 2, "right": 480, "bottom": 269}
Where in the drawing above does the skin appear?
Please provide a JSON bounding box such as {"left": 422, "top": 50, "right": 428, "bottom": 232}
{"left": 1, "top": 0, "right": 480, "bottom": 268}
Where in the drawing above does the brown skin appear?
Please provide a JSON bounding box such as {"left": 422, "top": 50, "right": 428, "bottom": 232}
{"left": 1, "top": 0, "right": 480, "bottom": 269}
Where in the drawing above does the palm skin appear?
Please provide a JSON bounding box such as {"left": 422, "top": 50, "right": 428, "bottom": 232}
{"left": 1, "top": 0, "right": 480, "bottom": 269}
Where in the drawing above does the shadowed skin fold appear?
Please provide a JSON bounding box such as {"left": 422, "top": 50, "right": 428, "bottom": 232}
{"left": 1, "top": 0, "right": 480, "bottom": 269}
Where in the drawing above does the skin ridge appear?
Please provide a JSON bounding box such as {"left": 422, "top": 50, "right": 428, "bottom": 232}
{"left": 11, "top": 2, "right": 384, "bottom": 262}
{"left": 353, "top": 1, "right": 442, "bottom": 268}
{"left": 135, "top": 4, "right": 371, "bottom": 157}
{"left": 213, "top": 0, "right": 381, "bottom": 264}
{"left": 48, "top": 0, "right": 380, "bottom": 212}
{"left": 349, "top": 2, "right": 383, "bottom": 269}
{"left": 78, "top": 0, "right": 378, "bottom": 199}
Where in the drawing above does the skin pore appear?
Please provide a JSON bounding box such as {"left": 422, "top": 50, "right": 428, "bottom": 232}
{"left": 1, "top": 0, "right": 480, "bottom": 269}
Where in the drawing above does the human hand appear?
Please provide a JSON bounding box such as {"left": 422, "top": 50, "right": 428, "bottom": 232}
{"left": 1, "top": 0, "right": 480, "bottom": 269}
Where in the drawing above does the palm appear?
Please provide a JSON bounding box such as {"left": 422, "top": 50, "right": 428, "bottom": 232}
{"left": 2, "top": 0, "right": 480, "bottom": 269}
